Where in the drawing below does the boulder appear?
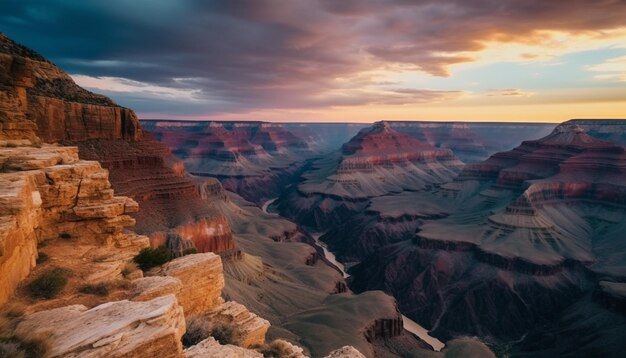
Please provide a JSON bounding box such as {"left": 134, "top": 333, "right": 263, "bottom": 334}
{"left": 14, "top": 295, "right": 186, "bottom": 358}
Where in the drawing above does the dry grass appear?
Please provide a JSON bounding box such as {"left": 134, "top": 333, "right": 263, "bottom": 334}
{"left": 182, "top": 316, "right": 234, "bottom": 347}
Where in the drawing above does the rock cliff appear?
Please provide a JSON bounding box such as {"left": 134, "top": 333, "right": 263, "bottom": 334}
{"left": 0, "top": 33, "right": 235, "bottom": 255}
{"left": 348, "top": 121, "right": 626, "bottom": 356}
{"left": 141, "top": 120, "right": 315, "bottom": 204}
{"left": 276, "top": 121, "right": 463, "bottom": 231}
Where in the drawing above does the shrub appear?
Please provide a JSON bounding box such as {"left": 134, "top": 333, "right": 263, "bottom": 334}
{"left": 36, "top": 252, "right": 48, "bottom": 264}
{"left": 133, "top": 246, "right": 172, "bottom": 271}
{"left": 253, "top": 340, "right": 297, "bottom": 358}
{"left": 27, "top": 268, "right": 68, "bottom": 299}
{"left": 183, "top": 247, "right": 198, "bottom": 256}
{"left": 78, "top": 283, "right": 109, "bottom": 296}
{"left": 182, "top": 316, "right": 234, "bottom": 347}
{"left": 0, "top": 337, "right": 47, "bottom": 358}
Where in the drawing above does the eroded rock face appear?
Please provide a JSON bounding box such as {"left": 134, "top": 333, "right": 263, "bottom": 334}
{"left": 348, "top": 123, "right": 626, "bottom": 355}
{"left": 150, "top": 253, "right": 225, "bottom": 316}
{"left": 184, "top": 337, "right": 262, "bottom": 358}
{"left": 0, "top": 144, "right": 147, "bottom": 305}
{"left": 386, "top": 121, "right": 555, "bottom": 163}
{"left": 277, "top": 121, "right": 463, "bottom": 231}
{"left": 14, "top": 295, "right": 186, "bottom": 358}
{"left": 0, "top": 33, "right": 236, "bottom": 255}
{"left": 0, "top": 33, "right": 140, "bottom": 143}
{"left": 140, "top": 120, "right": 316, "bottom": 204}
{"left": 206, "top": 301, "right": 270, "bottom": 348}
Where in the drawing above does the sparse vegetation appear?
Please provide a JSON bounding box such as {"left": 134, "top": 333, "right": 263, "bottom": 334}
{"left": 182, "top": 316, "right": 234, "bottom": 347}
{"left": 183, "top": 247, "right": 198, "bottom": 256}
{"left": 78, "top": 283, "right": 109, "bottom": 296}
{"left": 0, "top": 337, "right": 47, "bottom": 358}
{"left": 133, "top": 246, "right": 172, "bottom": 271}
{"left": 252, "top": 340, "right": 297, "bottom": 358}
{"left": 27, "top": 268, "right": 69, "bottom": 299}
{"left": 35, "top": 252, "right": 48, "bottom": 264}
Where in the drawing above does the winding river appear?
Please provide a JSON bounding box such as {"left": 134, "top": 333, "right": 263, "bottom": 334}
{"left": 260, "top": 197, "right": 445, "bottom": 351}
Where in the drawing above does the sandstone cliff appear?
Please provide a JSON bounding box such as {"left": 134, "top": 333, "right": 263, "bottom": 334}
{"left": 0, "top": 33, "right": 235, "bottom": 256}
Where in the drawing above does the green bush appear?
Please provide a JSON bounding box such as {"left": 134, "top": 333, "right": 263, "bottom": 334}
{"left": 133, "top": 246, "right": 172, "bottom": 271}
{"left": 78, "top": 283, "right": 109, "bottom": 296}
{"left": 27, "top": 268, "right": 68, "bottom": 299}
{"left": 183, "top": 247, "right": 198, "bottom": 256}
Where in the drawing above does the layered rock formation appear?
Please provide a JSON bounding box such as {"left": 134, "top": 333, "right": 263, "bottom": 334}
{"left": 0, "top": 33, "right": 235, "bottom": 254}
{"left": 276, "top": 121, "right": 463, "bottom": 231}
{"left": 387, "top": 121, "right": 555, "bottom": 163}
{"left": 0, "top": 144, "right": 146, "bottom": 306}
{"left": 15, "top": 295, "right": 186, "bottom": 358}
{"left": 140, "top": 120, "right": 316, "bottom": 204}
{"left": 347, "top": 121, "right": 626, "bottom": 356}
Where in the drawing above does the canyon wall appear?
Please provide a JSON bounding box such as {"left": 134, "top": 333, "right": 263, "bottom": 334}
{"left": 347, "top": 122, "right": 626, "bottom": 356}
{"left": 141, "top": 120, "right": 317, "bottom": 204}
{"left": 0, "top": 33, "right": 234, "bottom": 255}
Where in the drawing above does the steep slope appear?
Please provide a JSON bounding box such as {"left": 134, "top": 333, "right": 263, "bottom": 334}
{"left": 141, "top": 120, "right": 315, "bottom": 204}
{"left": 386, "top": 121, "right": 555, "bottom": 163}
{"left": 0, "top": 33, "right": 235, "bottom": 254}
{"left": 348, "top": 121, "right": 626, "bottom": 356}
{"left": 276, "top": 121, "right": 463, "bottom": 231}
{"left": 198, "top": 179, "right": 437, "bottom": 357}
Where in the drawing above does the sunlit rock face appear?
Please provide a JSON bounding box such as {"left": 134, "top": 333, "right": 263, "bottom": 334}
{"left": 0, "top": 34, "right": 235, "bottom": 253}
{"left": 348, "top": 121, "right": 626, "bottom": 356}
{"left": 0, "top": 33, "right": 140, "bottom": 143}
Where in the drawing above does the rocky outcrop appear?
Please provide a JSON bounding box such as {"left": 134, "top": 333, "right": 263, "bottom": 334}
{"left": 0, "top": 33, "right": 140, "bottom": 143}
{"left": 205, "top": 301, "right": 270, "bottom": 348}
{"left": 184, "top": 337, "right": 262, "bottom": 358}
{"left": 324, "top": 346, "right": 366, "bottom": 358}
{"left": 149, "top": 253, "right": 225, "bottom": 316}
{"left": 0, "top": 144, "right": 148, "bottom": 305}
{"left": 0, "top": 33, "right": 236, "bottom": 255}
{"left": 277, "top": 121, "right": 463, "bottom": 231}
{"left": 72, "top": 135, "right": 237, "bottom": 254}
{"left": 15, "top": 295, "right": 186, "bottom": 358}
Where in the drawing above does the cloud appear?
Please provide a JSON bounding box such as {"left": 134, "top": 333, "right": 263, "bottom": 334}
{"left": 588, "top": 55, "right": 626, "bottom": 81}
{"left": 485, "top": 88, "right": 533, "bottom": 97}
{"left": 1, "top": 0, "right": 626, "bottom": 117}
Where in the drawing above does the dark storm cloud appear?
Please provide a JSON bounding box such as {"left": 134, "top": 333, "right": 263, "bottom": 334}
{"left": 1, "top": 0, "right": 626, "bottom": 115}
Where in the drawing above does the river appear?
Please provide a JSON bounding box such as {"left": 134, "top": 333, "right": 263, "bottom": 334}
{"left": 260, "top": 197, "right": 445, "bottom": 351}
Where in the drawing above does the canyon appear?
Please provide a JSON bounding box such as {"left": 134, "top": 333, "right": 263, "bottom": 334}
{"left": 2, "top": 31, "right": 625, "bottom": 358}
{"left": 0, "top": 32, "right": 473, "bottom": 358}
{"left": 145, "top": 114, "right": 626, "bottom": 357}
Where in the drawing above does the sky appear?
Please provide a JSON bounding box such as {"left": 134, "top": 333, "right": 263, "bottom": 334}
{"left": 1, "top": 0, "right": 625, "bottom": 123}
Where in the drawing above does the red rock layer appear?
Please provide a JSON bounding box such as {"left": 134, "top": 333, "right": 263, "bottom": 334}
{"left": 0, "top": 33, "right": 235, "bottom": 254}
{"left": 141, "top": 120, "right": 309, "bottom": 159}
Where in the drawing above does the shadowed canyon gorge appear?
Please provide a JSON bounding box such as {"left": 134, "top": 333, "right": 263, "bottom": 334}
{"left": 2, "top": 31, "right": 626, "bottom": 358}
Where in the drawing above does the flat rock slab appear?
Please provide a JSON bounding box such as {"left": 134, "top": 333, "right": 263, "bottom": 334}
{"left": 15, "top": 294, "right": 185, "bottom": 358}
